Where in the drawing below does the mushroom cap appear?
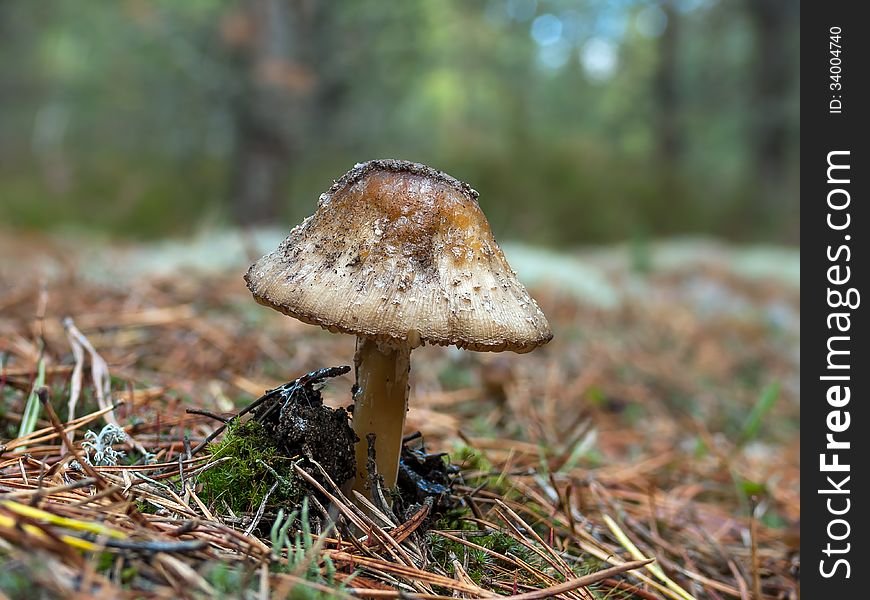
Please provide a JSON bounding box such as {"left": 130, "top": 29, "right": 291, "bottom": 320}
{"left": 244, "top": 159, "right": 553, "bottom": 353}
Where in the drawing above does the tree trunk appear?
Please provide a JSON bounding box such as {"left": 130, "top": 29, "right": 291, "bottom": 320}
{"left": 745, "top": 0, "right": 797, "bottom": 222}
{"left": 228, "top": 0, "right": 316, "bottom": 225}
{"left": 653, "top": 0, "right": 682, "bottom": 165}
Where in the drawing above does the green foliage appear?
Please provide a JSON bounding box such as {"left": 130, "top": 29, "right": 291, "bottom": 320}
{"left": 739, "top": 478, "right": 767, "bottom": 497}
{"left": 449, "top": 444, "right": 522, "bottom": 498}
{"left": 585, "top": 386, "right": 607, "bottom": 408}
{"left": 737, "top": 381, "right": 781, "bottom": 445}
{"left": 17, "top": 358, "right": 45, "bottom": 440}
{"left": 0, "top": 554, "right": 54, "bottom": 599}
{"left": 428, "top": 528, "right": 632, "bottom": 599}
{"left": 203, "top": 562, "right": 260, "bottom": 598}
{"left": 269, "top": 499, "right": 350, "bottom": 599}
{"left": 203, "top": 562, "right": 244, "bottom": 596}
{"left": 134, "top": 499, "right": 159, "bottom": 515}
{"left": 451, "top": 444, "right": 492, "bottom": 474}
{"left": 198, "top": 420, "right": 302, "bottom": 514}
{"left": 202, "top": 503, "right": 352, "bottom": 600}
{"left": 0, "top": 1, "right": 798, "bottom": 243}
{"left": 428, "top": 530, "right": 550, "bottom": 586}
{"left": 0, "top": 568, "right": 30, "bottom": 598}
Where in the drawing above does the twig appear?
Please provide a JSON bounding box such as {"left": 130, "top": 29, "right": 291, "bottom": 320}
{"left": 103, "top": 539, "right": 207, "bottom": 553}
{"left": 750, "top": 499, "right": 762, "bottom": 600}
{"left": 500, "top": 559, "right": 655, "bottom": 600}
{"left": 185, "top": 409, "right": 230, "bottom": 423}
{"left": 244, "top": 481, "right": 279, "bottom": 537}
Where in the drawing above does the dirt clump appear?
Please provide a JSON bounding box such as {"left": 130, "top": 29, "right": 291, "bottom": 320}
{"left": 253, "top": 366, "right": 358, "bottom": 491}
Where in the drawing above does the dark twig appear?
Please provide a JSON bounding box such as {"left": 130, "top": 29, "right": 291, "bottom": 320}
{"left": 103, "top": 539, "right": 208, "bottom": 553}
{"left": 185, "top": 409, "right": 230, "bottom": 423}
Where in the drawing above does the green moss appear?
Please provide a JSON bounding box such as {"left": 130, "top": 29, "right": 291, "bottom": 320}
{"left": 198, "top": 420, "right": 303, "bottom": 514}
{"left": 120, "top": 567, "right": 138, "bottom": 585}
{"left": 428, "top": 530, "right": 544, "bottom": 585}
{"left": 0, "top": 553, "right": 57, "bottom": 599}
{"left": 451, "top": 444, "right": 492, "bottom": 474}
{"left": 0, "top": 566, "right": 32, "bottom": 598}
{"left": 204, "top": 563, "right": 248, "bottom": 595}
{"left": 95, "top": 552, "right": 114, "bottom": 572}
{"left": 429, "top": 530, "right": 631, "bottom": 598}
{"left": 134, "top": 499, "right": 158, "bottom": 515}
{"left": 449, "top": 444, "right": 522, "bottom": 500}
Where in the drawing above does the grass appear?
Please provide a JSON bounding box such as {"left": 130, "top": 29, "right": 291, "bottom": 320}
{"left": 738, "top": 381, "right": 781, "bottom": 445}
{"left": 269, "top": 499, "right": 348, "bottom": 598}
{"left": 16, "top": 357, "right": 45, "bottom": 441}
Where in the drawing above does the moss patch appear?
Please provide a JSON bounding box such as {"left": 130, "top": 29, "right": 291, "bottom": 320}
{"left": 428, "top": 530, "right": 546, "bottom": 586}
{"left": 198, "top": 420, "right": 303, "bottom": 514}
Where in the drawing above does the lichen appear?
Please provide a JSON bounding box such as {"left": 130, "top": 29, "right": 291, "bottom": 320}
{"left": 68, "top": 423, "right": 130, "bottom": 472}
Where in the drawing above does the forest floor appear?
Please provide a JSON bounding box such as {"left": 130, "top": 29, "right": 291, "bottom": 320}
{"left": 0, "top": 229, "right": 799, "bottom": 599}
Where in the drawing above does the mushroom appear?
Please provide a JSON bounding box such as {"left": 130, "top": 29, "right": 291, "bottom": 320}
{"left": 244, "top": 159, "right": 552, "bottom": 497}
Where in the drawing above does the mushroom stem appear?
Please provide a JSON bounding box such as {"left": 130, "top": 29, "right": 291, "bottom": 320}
{"left": 352, "top": 337, "right": 411, "bottom": 497}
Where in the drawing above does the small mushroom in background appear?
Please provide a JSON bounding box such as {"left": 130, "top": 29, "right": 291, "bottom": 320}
{"left": 245, "top": 159, "right": 552, "bottom": 499}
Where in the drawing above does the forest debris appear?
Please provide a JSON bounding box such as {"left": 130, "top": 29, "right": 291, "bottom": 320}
{"left": 0, "top": 233, "right": 800, "bottom": 599}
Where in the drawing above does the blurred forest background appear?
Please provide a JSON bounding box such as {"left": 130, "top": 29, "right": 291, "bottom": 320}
{"left": 0, "top": 0, "right": 799, "bottom": 246}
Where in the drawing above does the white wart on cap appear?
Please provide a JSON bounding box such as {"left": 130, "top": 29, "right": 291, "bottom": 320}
{"left": 244, "top": 159, "right": 552, "bottom": 352}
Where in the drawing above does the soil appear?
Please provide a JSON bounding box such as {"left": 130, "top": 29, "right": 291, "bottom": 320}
{"left": 252, "top": 367, "right": 359, "bottom": 490}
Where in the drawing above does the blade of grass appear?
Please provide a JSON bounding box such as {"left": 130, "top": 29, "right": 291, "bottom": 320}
{"left": 16, "top": 357, "right": 46, "bottom": 444}
{"left": 738, "top": 381, "right": 780, "bottom": 446}
{"left": 604, "top": 514, "right": 696, "bottom": 600}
